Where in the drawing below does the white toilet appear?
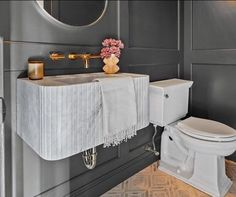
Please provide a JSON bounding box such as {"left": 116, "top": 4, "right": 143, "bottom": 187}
{"left": 149, "top": 78, "right": 236, "bottom": 197}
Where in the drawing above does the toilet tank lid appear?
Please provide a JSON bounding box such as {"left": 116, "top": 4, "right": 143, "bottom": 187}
{"left": 150, "top": 78, "right": 193, "bottom": 89}
{"left": 177, "top": 117, "right": 236, "bottom": 138}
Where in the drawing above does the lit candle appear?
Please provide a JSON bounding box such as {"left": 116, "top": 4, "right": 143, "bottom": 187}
{"left": 28, "top": 59, "right": 44, "bottom": 80}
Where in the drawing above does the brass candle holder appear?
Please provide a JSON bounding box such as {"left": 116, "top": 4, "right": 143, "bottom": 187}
{"left": 28, "top": 59, "right": 44, "bottom": 80}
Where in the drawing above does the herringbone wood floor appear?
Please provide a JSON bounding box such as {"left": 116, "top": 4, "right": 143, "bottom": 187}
{"left": 102, "top": 160, "right": 236, "bottom": 197}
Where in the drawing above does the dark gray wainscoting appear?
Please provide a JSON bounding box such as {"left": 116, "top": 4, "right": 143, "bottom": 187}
{"left": 0, "top": 1, "right": 180, "bottom": 196}
{"left": 183, "top": 0, "right": 236, "bottom": 161}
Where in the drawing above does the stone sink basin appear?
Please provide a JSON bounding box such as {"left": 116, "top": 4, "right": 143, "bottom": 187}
{"left": 29, "top": 72, "right": 137, "bottom": 86}
{"left": 17, "top": 72, "right": 149, "bottom": 160}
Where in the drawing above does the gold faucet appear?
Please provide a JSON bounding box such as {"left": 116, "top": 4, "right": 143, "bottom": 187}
{"left": 49, "top": 51, "right": 65, "bottom": 61}
{"left": 49, "top": 51, "right": 101, "bottom": 68}
{"left": 68, "top": 53, "right": 101, "bottom": 69}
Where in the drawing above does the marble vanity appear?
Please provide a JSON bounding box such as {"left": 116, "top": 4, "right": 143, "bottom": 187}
{"left": 17, "top": 72, "right": 149, "bottom": 160}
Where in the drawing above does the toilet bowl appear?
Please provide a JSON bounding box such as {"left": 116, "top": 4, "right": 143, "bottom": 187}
{"left": 149, "top": 79, "right": 236, "bottom": 197}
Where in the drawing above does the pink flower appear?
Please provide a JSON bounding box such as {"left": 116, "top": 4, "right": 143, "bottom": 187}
{"left": 100, "top": 47, "right": 111, "bottom": 58}
{"left": 111, "top": 39, "right": 118, "bottom": 46}
{"left": 110, "top": 46, "right": 118, "bottom": 53}
{"left": 100, "top": 38, "right": 124, "bottom": 58}
{"left": 102, "top": 39, "right": 111, "bottom": 47}
{"left": 117, "top": 40, "right": 124, "bottom": 49}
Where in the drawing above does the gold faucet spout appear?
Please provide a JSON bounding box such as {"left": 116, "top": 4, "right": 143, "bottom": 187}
{"left": 68, "top": 53, "right": 101, "bottom": 68}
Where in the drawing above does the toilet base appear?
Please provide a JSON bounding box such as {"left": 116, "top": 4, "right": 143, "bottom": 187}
{"left": 159, "top": 153, "right": 232, "bottom": 197}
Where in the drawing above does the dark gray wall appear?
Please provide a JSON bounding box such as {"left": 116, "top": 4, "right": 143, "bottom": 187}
{"left": 0, "top": 1, "right": 180, "bottom": 197}
{"left": 183, "top": 0, "right": 236, "bottom": 161}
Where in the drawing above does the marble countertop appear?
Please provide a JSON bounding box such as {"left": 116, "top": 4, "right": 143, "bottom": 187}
{"left": 19, "top": 72, "right": 149, "bottom": 86}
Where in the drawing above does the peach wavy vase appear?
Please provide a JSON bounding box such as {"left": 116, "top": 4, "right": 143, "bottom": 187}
{"left": 103, "top": 54, "right": 120, "bottom": 74}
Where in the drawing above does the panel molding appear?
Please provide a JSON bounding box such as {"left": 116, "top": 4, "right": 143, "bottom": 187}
{"left": 128, "top": 63, "right": 179, "bottom": 67}
{"left": 184, "top": 0, "right": 236, "bottom": 163}
{"left": 191, "top": 63, "right": 236, "bottom": 67}
{"left": 128, "top": 126, "right": 155, "bottom": 153}
{"left": 127, "top": 0, "right": 180, "bottom": 50}
{"left": 191, "top": 1, "right": 236, "bottom": 51}
{"left": 190, "top": 63, "right": 236, "bottom": 126}
{"left": 3, "top": 42, "right": 103, "bottom": 71}
{"left": 193, "top": 48, "right": 236, "bottom": 51}
{"left": 190, "top": 62, "right": 236, "bottom": 82}
{"left": 36, "top": 153, "right": 157, "bottom": 197}
{"left": 0, "top": 37, "right": 5, "bottom": 197}
{"left": 191, "top": 50, "right": 236, "bottom": 65}
{"left": 128, "top": 129, "right": 162, "bottom": 153}
{"left": 4, "top": 40, "right": 102, "bottom": 48}
{"left": 68, "top": 154, "right": 157, "bottom": 197}
{"left": 96, "top": 146, "right": 121, "bottom": 167}
{"left": 128, "top": 47, "right": 179, "bottom": 51}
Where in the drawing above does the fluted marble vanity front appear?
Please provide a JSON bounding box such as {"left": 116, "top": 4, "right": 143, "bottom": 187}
{"left": 17, "top": 73, "right": 149, "bottom": 160}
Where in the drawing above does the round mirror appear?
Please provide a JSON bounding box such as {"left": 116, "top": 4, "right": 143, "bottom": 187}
{"left": 36, "top": 0, "right": 107, "bottom": 27}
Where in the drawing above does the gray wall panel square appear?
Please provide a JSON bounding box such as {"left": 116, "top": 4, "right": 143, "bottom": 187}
{"left": 129, "top": 1, "right": 178, "bottom": 49}
{"left": 192, "top": 64, "right": 236, "bottom": 129}
{"left": 192, "top": 1, "right": 236, "bottom": 50}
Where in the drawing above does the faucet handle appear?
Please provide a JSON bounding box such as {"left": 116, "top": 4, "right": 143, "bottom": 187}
{"left": 68, "top": 52, "right": 79, "bottom": 60}
{"left": 49, "top": 51, "right": 65, "bottom": 61}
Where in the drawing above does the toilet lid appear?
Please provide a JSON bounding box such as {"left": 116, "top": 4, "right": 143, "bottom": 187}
{"left": 177, "top": 117, "right": 236, "bottom": 142}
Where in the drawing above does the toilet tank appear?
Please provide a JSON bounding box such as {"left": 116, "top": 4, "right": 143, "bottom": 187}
{"left": 149, "top": 78, "right": 193, "bottom": 127}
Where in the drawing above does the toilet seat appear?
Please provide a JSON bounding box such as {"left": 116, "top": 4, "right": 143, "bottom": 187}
{"left": 176, "top": 117, "right": 236, "bottom": 142}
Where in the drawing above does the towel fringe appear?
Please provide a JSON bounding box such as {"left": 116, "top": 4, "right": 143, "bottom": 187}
{"left": 103, "top": 125, "right": 137, "bottom": 147}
